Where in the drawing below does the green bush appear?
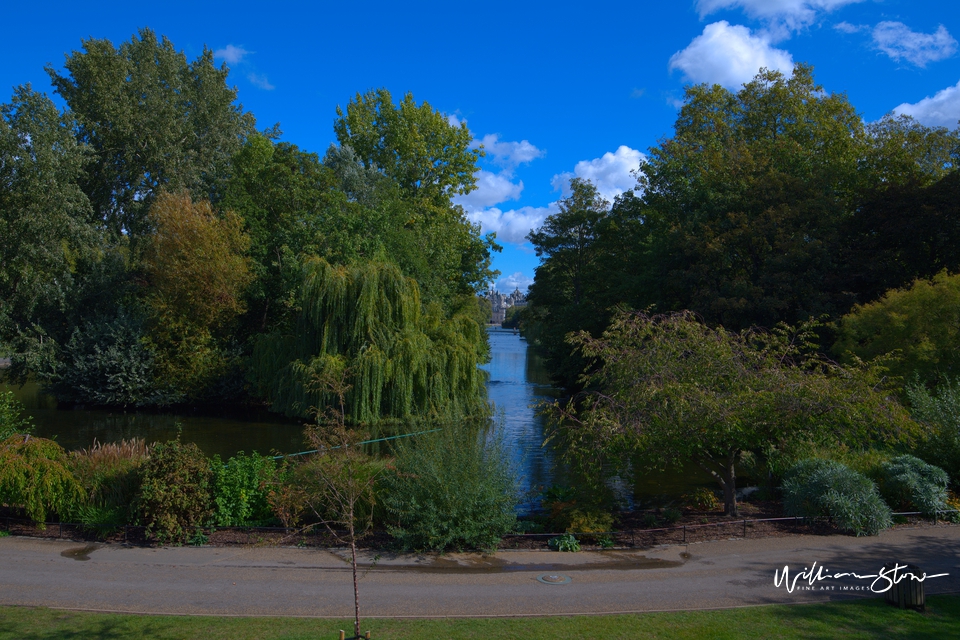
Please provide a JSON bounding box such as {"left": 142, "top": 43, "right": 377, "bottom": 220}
{"left": 548, "top": 533, "right": 580, "bottom": 552}
{"left": 0, "top": 435, "right": 84, "bottom": 526}
{"left": 878, "top": 455, "right": 949, "bottom": 516}
{"left": 0, "top": 391, "right": 34, "bottom": 440}
{"left": 907, "top": 377, "right": 960, "bottom": 487}
{"left": 381, "top": 422, "right": 518, "bottom": 551}
{"left": 68, "top": 438, "right": 149, "bottom": 530}
{"left": 211, "top": 452, "right": 276, "bottom": 526}
{"left": 782, "top": 458, "right": 892, "bottom": 536}
{"left": 135, "top": 440, "right": 213, "bottom": 542}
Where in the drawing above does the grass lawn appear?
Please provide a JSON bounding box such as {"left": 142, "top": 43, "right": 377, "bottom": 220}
{"left": 1, "top": 596, "right": 957, "bottom": 639}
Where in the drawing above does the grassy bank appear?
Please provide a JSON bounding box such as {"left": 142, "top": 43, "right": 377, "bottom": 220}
{"left": 2, "top": 596, "right": 958, "bottom": 639}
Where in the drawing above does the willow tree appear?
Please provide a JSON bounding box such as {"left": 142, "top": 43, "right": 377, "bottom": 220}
{"left": 251, "top": 258, "right": 488, "bottom": 424}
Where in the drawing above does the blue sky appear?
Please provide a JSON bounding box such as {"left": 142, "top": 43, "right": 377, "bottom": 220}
{"left": 4, "top": 1, "right": 959, "bottom": 293}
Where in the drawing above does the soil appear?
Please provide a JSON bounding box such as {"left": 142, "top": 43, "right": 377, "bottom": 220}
{"left": 2, "top": 502, "right": 952, "bottom": 552}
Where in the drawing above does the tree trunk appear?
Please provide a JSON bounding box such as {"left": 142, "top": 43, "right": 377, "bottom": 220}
{"left": 350, "top": 514, "right": 360, "bottom": 638}
{"left": 698, "top": 451, "right": 740, "bottom": 517}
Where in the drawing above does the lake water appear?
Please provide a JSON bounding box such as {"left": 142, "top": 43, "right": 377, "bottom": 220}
{"left": 3, "top": 327, "right": 711, "bottom": 504}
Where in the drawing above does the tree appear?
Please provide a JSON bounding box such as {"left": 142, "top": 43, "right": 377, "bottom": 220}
{"left": 334, "top": 88, "right": 481, "bottom": 203}
{"left": 47, "top": 29, "right": 256, "bottom": 238}
{"left": 551, "top": 310, "right": 917, "bottom": 516}
{"left": 297, "top": 358, "right": 384, "bottom": 639}
{"left": 0, "top": 85, "right": 96, "bottom": 357}
{"left": 332, "top": 90, "right": 500, "bottom": 304}
{"left": 639, "top": 64, "right": 865, "bottom": 329}
{"left": 834, "top": 271, "right": 960, "bottom": 388}
{"left": 140, "top": 191, "right": 253, "bottom": 397}
{"left": 250, "top": 258, "right": 489, "bottom": 423}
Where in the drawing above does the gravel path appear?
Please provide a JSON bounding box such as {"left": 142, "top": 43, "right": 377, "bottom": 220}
{"left": 2, "top": 525, "right": 959, "bottom": 618}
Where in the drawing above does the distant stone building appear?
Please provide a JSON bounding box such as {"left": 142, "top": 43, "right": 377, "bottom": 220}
{"left": 484, "top": 287, "right": 527, "bottom": 324}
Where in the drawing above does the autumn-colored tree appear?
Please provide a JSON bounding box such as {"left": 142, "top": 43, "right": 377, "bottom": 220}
{"left": 141, "top": 191, "right": 252, "bottom": 396}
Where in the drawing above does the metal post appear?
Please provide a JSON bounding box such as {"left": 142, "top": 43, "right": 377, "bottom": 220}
{"left": 682, "top": 526, "right": 686, "bottom": 543}
{"left": 743, "top": 519, "right": 747, "bottom": 538}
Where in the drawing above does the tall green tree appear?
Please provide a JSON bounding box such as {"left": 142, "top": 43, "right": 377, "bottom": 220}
{"left": 0, "top": 85, "right": 96, "bottom": 370}
{"left": 640, "top": 64, "right": 865, "bottom": 330}
{"left": 47, "top": 28, "right": 256, "bottom": 239}
{"left": 332, "top": 89, "right": 499, "bottom": 304}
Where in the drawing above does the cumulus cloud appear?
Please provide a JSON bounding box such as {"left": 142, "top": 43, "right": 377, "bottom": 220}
{"left": 447, "top": 114, "right": 466, "bottom": 128}
{"left": 457, "top": 170, "right": 524, "bottom": 209}
{"left": 872, "top": 22, "right": 958, "bottom": 67}
{"left": 697, "top": 0, "right": 863, "bottom": 35}
{"left": 551, "top": 146, "right": 644, "bottom": 202}
{"left": 894, "top": 80, "right": 960, "bottom": 128}
{"left": 246, "top": 73, "right": 275, "bottom": 90}
{"left": 466, "top": 205, "right": 556, "bottom": 245}
{"left": 214, "top": 44, "right": 250, "bottom": 65}
{"left": 496, "top": 272, "right": 535, "bottom": 293}
{"left": 669, "top": 22, "right": 794, "bottom": 89}
{"left": 477, "top": 134, "right": 544, "bottom": 170}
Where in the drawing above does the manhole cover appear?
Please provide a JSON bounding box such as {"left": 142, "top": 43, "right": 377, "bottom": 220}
{"left": 537, "top": 573, "right": 572, "bottom": 585}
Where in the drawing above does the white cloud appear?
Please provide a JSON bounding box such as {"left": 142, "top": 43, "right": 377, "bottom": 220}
{"left": 496, "top": 272, "right": 535, "bottom": 293}
{"left": 834, "top": 21, "right": 865, "bottom": 34}
{"left": 872, "top": 22, "right": 958, "bottom": 67}
{"left": 214, "top": 44, "right": 250, "bottom": 65}
{"left": 697, "top": 0, "right": 863, "bottom": 35}
{"left": 551, "top": 146, "right": 644, "bottom": 202}
{"left": 476, "top": 134, "right": 544, "bottom": 170}
{"left": 669, "top": 22, "right": 794, "bottom": 89}
{"left": 457, "top": 170, "right": 524, "bottom": 209}
{"left": 447, "top": 114, "right": 465, "bottom": 128}
{"left": 247, "top": 73, "right": 275, "bottom": 91}
{"left": 466, "top": 205, "right": 557, "bottom": 245}
{"left": 894, "top": 80, "right": 960, "bottom": 128}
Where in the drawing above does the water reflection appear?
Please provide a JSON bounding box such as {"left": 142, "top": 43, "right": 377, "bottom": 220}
{"left": 481, "top": 326, "right": 558, "bottom": 510}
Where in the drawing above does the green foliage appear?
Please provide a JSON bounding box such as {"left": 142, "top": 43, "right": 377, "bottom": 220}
{"left": 682, "top": 488, "right": 721, "bottom": 512}
{"left": 135, "top": 440, "right": 213, "bottom": 542}
{"left": 141, "top": 191, "right": 252, "bottom": 398}
{"left": 907, "top": 377, "right": 960, "bottom": 486}
{"left": 211, "top": 452, "right": 276, "bottom": 526}
{"left": 0, "top": 435, "right": 84, "bottom": 526}
{"left": 381, "top": 421, "right": 518, "bottom": 551}
{"left": 251, "top": 259, "right": 489, "bottom": 424}
{"left": 878, "top": 455, "right": 949, "bottom": 516}
{"left": 782, "top": 459, "right": 892, "bottom": 536}
{"left": 0, "top": 391, "right": 34, "bottom": 440}
{"left": 661, "top": 508, "right": 683, "bottom": 525}
{"left": 548, "top": 533, "right": 581, "bottom": 552}
{"left": 835, "top": 271, "right": 960, "bottom": 388}
{"left": 68, "top": 438, "right": 148, "bottom": 528}
{"left": 540, "top": 484, "right": 613, "bottom": 534}
{"left": 334, "top": 88, "right": 481, "bottom": 204}
{"left": 47, "top": 28, "right": 255, "bottom": 239}
{"left": 45, "top": 309, "right": 178, "bottom": 407}
{"left": 552, "top": 310, "right": 918, "bottom": 517}
{"left": 0, "top": 85, "right": 96, "bottom": 349}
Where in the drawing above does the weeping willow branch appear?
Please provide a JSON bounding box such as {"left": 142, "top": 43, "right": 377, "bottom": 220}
{"left": 250, "top": 258, "right": 488, "bottom": 424}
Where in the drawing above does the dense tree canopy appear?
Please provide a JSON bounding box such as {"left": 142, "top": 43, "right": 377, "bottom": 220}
{"left": 47, "top": 28, "right": 256, "bottom": 239}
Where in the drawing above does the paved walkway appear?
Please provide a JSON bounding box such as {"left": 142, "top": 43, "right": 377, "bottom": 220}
{"left": 2, "top": 525, "right": 959, "bottom": 618}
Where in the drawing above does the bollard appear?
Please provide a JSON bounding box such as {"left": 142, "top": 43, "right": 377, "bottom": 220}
{"left": 883, "top": 563, "right": 926, "bottom": 611}
{"left": 339, "top": 631, "right": 345, "bottom": 640}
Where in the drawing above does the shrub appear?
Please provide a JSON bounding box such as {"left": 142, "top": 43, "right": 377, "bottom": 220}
{"left": 662, "top": 507, "right": 683, "bottom": 524}
{"left": 0, "top": 435, "right": 84, "bottom": 526}
{"left": 682, "top": 487, "right": 720, "bottom": 512}
{"left": 211, "top": 452, "right": 276, "bottom": 526}
{"left": 878, "top": 455, "right": 949, "bottom": 516}
{"left": 782, "top": 459, "right": 892, "bottom": 536}
{"left": 907, "top": 377, "right": 960, "bottom": 487}
{"left": 69, "top": 438, "right": 149, "bottom": 529}
{"left": 135, "top": 440, "right": 213, "bottom": 542}
{"left": 548, "top": 533, "right": 581, "bottom": 552}
{"left": 381, "top": 421, "right": 518, "bottom": 551}
{"left": 0, "top": 391, "right": 34, "bottom": 440}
